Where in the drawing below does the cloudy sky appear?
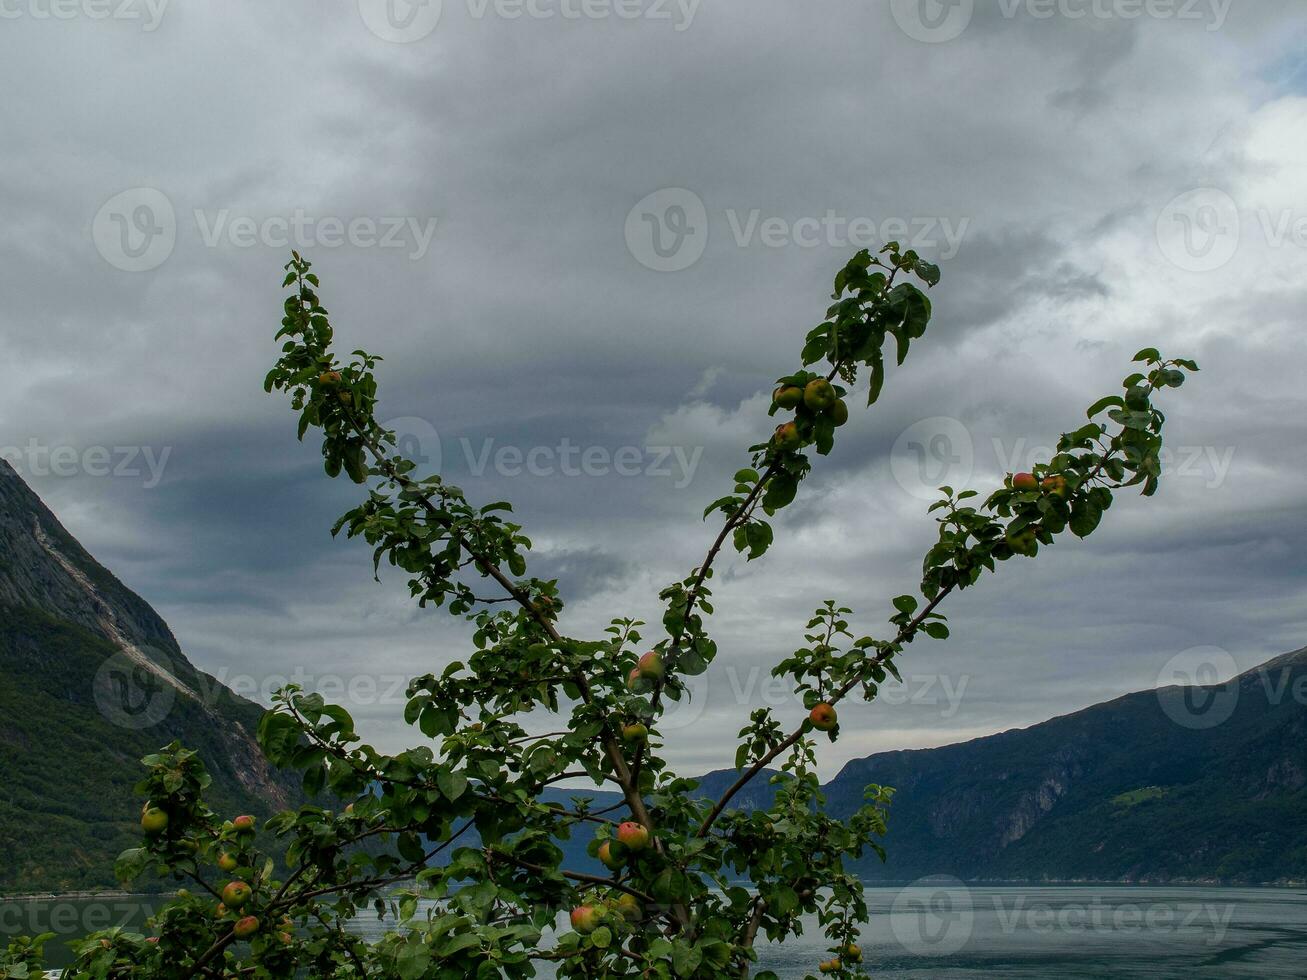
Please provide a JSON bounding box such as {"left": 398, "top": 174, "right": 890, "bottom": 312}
{"left": 2, "top": 0, "right": 1306, "bottom": 779}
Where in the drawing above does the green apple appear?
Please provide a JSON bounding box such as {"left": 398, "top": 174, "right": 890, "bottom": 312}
{"left": 140, "top": 808, "right": 169, "bottom": 835}
{"left": 621, "top": 723, "right": 648, "bottom": 743}
{"left": 803, "top": 379, "right": 836, "bottom": 411}
{"left": 772, "top": 385, "right": 803, "bottom": 410}
{"left": 1005, "top": 526, "right": 1038, "bottom": 556}
{"left": 221, "top": 881, "right": 253, "bottom": 909}
{"left": 614, "top": 893, "right": 642, "bottom": 921}
{"left": 829, "top": 399, "right": 849, "bottom": 426}
{"left": 598, "top": 841, "right": 626, "bottom": 871}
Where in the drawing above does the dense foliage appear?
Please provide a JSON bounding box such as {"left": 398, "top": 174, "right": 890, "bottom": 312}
{"left": 2, "top": 246, "right": 1195, "bottom": 978}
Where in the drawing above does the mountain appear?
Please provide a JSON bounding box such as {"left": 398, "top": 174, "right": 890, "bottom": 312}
{"left": 0, "top": 462, "right": 298, "bottom": 895}
{"left": 826, "top": 647, "right": 1307, "bottom": 885}
{"left": 540, "top": 653, "right": 1307, "bottom": 887}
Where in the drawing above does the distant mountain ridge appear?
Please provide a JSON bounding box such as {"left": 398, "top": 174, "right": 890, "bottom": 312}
{"left": 0, "top": 461, "right": 298, "bottom": 894}
{"left": 825, "top": 646, "right": 1307, "bottom": 885}
{"left": 542, "top": 652, "right": 1307, "bottom": 886}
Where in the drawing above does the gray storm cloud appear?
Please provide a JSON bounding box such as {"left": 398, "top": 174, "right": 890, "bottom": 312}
{"left": 1, "top": 0, "right": 1305, "bottom": 777}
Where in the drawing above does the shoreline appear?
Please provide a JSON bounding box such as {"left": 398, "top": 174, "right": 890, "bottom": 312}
{"left": 0, "top": 890, "right": 170, "bottom": 903}
{"left": 4, "top": 880, "right": 1304, "bottom": 905}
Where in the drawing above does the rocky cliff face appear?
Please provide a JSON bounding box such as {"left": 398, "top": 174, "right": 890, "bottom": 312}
{"left": 0, "top": 462, "right": 298, "bottom": 893}
{"left": 822, "top": 646, "right": 1307, "bottom": 885}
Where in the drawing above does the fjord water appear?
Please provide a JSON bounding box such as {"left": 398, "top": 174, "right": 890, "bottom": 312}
{"left": 346, "top": 886, "right": 1307, "bottom": 978}
{"left": 4, "top": 886, "right": 1305, "bottom": 974}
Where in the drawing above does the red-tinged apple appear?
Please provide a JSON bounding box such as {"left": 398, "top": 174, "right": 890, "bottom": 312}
{"left": 598, "top": 841, "right": 626, "bottom": 871}
{"left": 803, "top": 378, "right": 837, "bottom": 411}
{"left": 318, "top": 370, "right": 341, "bottom": 386}
{"left": 570, "top": 906, "right": 601, "bottom": 935}
{"left": 1011, "top": 472, "right": 1038, "bottom": 491}
{"left": 626, "top": 667, "right": 644, "bottom": 692}
{"left": 277, "top": 931, "right": 293, "bottom": 944}
{"left": 637, "top": 651, "right": 664, "bottom": 682}
{"left": 140, "top": 808, "right": 169, "bottom": 835}
{"left": 232, "top": 815, "right": 256, "bottom": 832}
{"left": 221, "top": 881, "right": 253, "bottom": 909}
{"left": 774, "top": 422, "right": 801, "bottom": 450}
{"left": 217, "top": 853, "right": 239, "bottom": 873}
{"left": 1041, "top": 474, "right": 1069, "bottom": 497}
{"left": 772, "top": 385, "right": 803, "bottom": 410}
{"left": 809, "top": 703, "right": 838, "bottom": 732}
{"left": 233, "top": 916, "right": 259, "bottom": 939}
{"left": 617, "top": 821, "right": 650, "bottom": 852}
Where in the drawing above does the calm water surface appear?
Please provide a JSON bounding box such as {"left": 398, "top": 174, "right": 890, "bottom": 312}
{"left": 5, "top": 886, "right": 1306, "bottom": 976}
